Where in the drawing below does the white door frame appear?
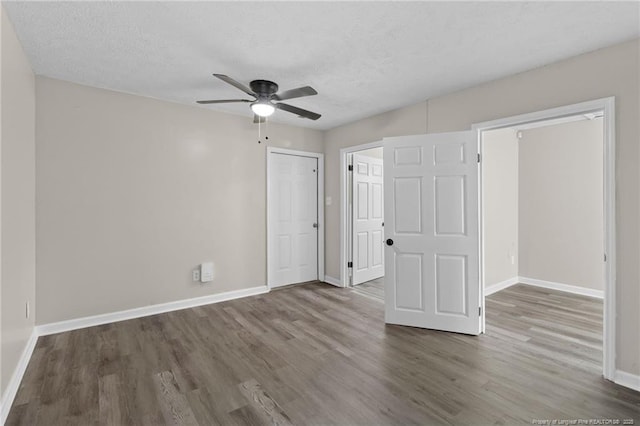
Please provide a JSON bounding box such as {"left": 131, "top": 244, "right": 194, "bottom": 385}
{"left": 472, "top": 96, "right": 616, "bottom": 380}
{"left": 339, "top": 140, "right": 384, "bottom": 287}
{"left": 266, "top": 147, "right": 325, "bottom": 289}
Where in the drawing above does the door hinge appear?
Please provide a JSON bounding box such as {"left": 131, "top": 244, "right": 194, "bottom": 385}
{"left": 479, "top": 306, "right": 482, "bottom": 316}
{"left": 348, "top": 261, "right": 353, "bottom": 268}
{"left": 477, "top": 153, "right": 481, "bottom": 163}
{"left": 348, "top": 165, "right": 353, "bottom": 171}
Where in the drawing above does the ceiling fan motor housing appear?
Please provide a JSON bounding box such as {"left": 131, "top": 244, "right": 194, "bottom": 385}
{"left": 250, "top": 80, "right": 279, "bottom": 98}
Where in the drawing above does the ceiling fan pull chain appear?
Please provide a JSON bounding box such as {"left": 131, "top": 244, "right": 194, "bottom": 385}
{"left": 258, "top": 119, "right": 261, "bottom": 143}
{"left": 265, "top": 117, "right": 269, "bottom": 141}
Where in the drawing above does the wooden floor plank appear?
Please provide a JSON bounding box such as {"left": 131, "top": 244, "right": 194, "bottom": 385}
{"left": 237, "top": 378, "right": 293, "bottom": 426}
{"left": 5, "top": 282, "right": 640, "bottom": 425}
{"left": 152, "top": 371, "right": 199, "bottom": 426}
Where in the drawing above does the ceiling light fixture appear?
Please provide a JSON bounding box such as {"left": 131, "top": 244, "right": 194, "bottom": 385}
{"left": 251, "top": 101, "right": 275, "bottom": 117}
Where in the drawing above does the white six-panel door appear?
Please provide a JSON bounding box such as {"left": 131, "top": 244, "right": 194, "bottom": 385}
{"left": 268, "top": 153, "right": 318, "bottom": 288}
{"left": 352, "top": 153, "right": 385, "bottom": 285}
{"left": 383, "top": 131, "right": 481, "bottom": 335}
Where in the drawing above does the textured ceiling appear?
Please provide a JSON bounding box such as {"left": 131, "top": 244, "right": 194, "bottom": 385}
{"left": 4, "top": 1, "right": 639, "bottom": 130}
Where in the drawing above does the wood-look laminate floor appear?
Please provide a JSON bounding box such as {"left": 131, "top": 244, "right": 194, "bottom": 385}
{"left": 351, "top": 277, "right": 384, "bottom": 301}
{"left": 7, "top": 283, "right": 640, "bottom": 425}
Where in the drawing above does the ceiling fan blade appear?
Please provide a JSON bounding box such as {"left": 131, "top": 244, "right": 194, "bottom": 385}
{"left": 213, "top": 74, "right": 255, "bottom": 97}
{"left": 272, "top": 86, "right": 318, "bottom": 101}
{"left": 196, "top": 99, "right": 252, "bottom": 104}
{"left": 253, "top": 114, "right": 266, "bottom": 124}
{"left": 276, "top": 103, "right": 321, "bottom": 120}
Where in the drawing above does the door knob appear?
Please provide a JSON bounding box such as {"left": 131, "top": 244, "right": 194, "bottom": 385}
{"left": 386, "top": 239, "right": 394, "bottom": 246}
{"left": 312, "top": 223, "right": 318, "bottom": 228}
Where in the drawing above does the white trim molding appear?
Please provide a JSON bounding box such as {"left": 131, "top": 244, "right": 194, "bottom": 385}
{"left": 519, "top": 276, "right": 604, "bottom": 299}
{"left": 473, "top": 96, "right": 616, "bottom": 381}
{"left": 266, "top": 147, "right": 325, "bottom": 289}
{"left": 484, "top": 277, "right": 519, "bottom": 296}
{"left": 36, "top": 285, "right": 268, "bottom": 336}
{"left": 323, "top": 275, "right": 341, "bottom": 287}
{"left": 486, "top": 276, "right": 605, "bottom": 299}
{"left": 1, "top": 329, "right": 38, "bottom": 425}
{"left": 614, "top": 370, "right": 640, "bottom": 392}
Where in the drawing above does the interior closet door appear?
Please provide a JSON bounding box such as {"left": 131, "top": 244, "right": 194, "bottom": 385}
{"left": 269, "top": 153, "right": 318, "bottom": 288}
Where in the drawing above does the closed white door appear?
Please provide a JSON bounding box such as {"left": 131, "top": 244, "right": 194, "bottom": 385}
{"left": 268, "top": 153, "right": 318, "bottom": 288}
{"left": 352, "top": 153, "right": 385, "bottom": 285}
{"left": 383, "top": 131, "right": 481, "bottom": 335}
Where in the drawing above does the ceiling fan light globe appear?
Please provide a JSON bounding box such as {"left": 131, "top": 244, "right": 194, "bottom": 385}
{"left": 251, "top": 102, "right": 275, "bottom": 117}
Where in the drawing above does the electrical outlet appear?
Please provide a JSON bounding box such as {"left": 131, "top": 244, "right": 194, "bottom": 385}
{"left": 26, "top": 301, "right": 30, "bottom": 319}
{"left": 192, "top": 269, "right": 200, "bottom": 281}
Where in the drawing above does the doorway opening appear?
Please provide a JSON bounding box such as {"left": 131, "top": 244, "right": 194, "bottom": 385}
{"left": 339, "top": 141, "right": 385, "bottom": 301}
{"left": 475, "top": 97, "right": 615, "bottom": 380}
{"left": 349, "top": 147, "right": 384, "bottom": 300}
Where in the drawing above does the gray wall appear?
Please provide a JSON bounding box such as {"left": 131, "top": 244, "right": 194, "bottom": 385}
{"left": 1, "top": 7, "right": 36, "bottom": 397}
{"left": 519, "top": 118, "right": 604, "bottom": 290}
{"left": 483, "top": 128, "right": 519, "bottom": 287}
{"left": 35, "top": 77, "right": 323, "bottom": 324}
{"left": 323, "top": 39, "right": 639, "bottom": 376}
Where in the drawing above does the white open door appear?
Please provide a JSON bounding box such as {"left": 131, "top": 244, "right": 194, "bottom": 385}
{"left": 351, "top": 153, "right": 385, "bottom": 285}
{"left": 268, "top": 153, "right": 319, "bottom": 288}
{"left": 383, "top": 131, "right": 481, "bottom": 335}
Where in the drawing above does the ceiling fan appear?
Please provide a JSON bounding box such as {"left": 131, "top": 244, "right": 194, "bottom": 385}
{"left": 197, "top": 74, "right": 321, "bottom": 123}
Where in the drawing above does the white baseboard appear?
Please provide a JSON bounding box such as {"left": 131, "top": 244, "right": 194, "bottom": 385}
{"left": 323, "top": 275, "right": 342, "bottom": 287}
{"left": 1, "top": 328, "right": 38, "bottom": 425}
{"left": 614, "top": 370, "right": 640, "bottom": 392}
{"left": 484, "top": 276, "right": 519, "bottom": 296}
{"left": 518, "top": 276, "right": 604, "bottom": 299}
{"left": 36, "top": 285, "right": 269, "bottom": 336}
